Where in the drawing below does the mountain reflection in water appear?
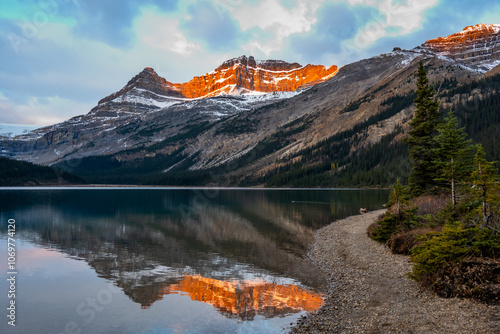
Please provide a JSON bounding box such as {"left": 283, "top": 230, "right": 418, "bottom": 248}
{"left": 148, "top": 275, "right": 323, "bottom": 320}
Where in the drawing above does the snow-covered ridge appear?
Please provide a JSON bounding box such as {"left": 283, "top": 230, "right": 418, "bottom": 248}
{"left": 108, "top": 83, "right": 307, "bottom": 110}
{"left": 459, "top": 24, "right": 500, "bottom": 35}
{"left": 110, "top": 87, "right": 186, "bottom": 109}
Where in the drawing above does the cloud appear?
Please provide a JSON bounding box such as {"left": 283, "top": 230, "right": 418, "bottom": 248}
{"left": 287, "top": 0, "right": 441, "bottom": 66}
{"left": 348, "top": 0, "right": 439, "bottom": 50}
{"left": 135, "top": 9, "right": 199, "bottom": 56}
{"left": 182, "top": 1, "right": 242, "bottom": 51}
{"left": 479, "top": 3, "right": 500, "bottom": 25}
{"left": 425, "top": 0, "right": 500, "bottom": 32}
{"left": 289, "top": 2, "right": 372, "bottom": 62}
{"left": 0, "top": 0, "right": 178, "bottom": 48}
{"left": 230, "top": 0, "right": 323, "bottom": 55}
{"left": 363, "top": 0, "right": 500, "bottom": 57}
{"left": 68, "top": 0, "right": 178, "bottom": 47}
{"left": 0, "top": 95, "right": 94, "bottom": 125}
{"left": 0, "top": 21, "right": 134, "bottom": 102}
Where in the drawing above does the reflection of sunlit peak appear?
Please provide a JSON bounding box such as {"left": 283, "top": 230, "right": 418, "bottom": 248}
{"left": 150, "top": 275, "right": 323, "bottom": 320}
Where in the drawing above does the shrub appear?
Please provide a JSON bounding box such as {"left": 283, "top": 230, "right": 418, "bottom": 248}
{"left": 370, "top": 206, "right": 418, "bottom": 244}
{"left": 367, "top": 221, "right": 381, "bottom": 239}
{"left": 410, "top": 222, "right": 500, "bottom": 280}
{"left": 387, "top": 227, "right": 439, "bottom": 255}
{"left": 370, "top": 213, "right": 399, "bottom": 243}
{"left": 387, "top": 230, "right": 416, "bottom": 254}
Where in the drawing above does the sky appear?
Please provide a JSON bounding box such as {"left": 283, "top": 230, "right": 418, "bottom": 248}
{"left": 0, "top": 0, "right": 499, "bottom": 126}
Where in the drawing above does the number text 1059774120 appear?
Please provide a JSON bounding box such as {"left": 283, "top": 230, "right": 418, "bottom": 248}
{"left": 7, "top": 219, "right": 17, "bottom": 327}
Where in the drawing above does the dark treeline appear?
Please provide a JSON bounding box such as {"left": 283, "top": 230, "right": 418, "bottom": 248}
{"left": 0, "top": 157, "right": 83, "bottom": 186}
{"left": 261, "top": 74, "right": 500, "bottom": 188}
{"left": 260, "top": 92, "right": 418, "bottom": 187}
{"left": 444, "top": 74, "right": 500, "bottom": 163}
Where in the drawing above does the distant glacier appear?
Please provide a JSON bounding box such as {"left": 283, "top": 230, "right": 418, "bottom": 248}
{"left": 0, "top": 124, "right": 39, "bottom": 138}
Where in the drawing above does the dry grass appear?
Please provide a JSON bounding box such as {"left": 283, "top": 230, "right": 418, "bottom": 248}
{"left": 422, "top": 257, "right": 500, "bottom": 304}
{"left": 412, "top": 194, "right": 449, "bottom": 216}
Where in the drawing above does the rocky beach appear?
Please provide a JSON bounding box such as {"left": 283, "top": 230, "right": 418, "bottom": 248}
{"left": 291, "top": 210, "right": 500, "bottom": 333}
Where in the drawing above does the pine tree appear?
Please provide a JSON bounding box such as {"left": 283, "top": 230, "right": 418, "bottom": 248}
{"left": 388, "top": 178, "right": 409, "bottom": 221}
{"left": 405, "top": 61, "right": 442, "bottom": 195}
{"left": 471, "top": 144, "right": 499, "bottom": 227}
{"left": 433, "top": 111, "right": 474, "bottom": 206}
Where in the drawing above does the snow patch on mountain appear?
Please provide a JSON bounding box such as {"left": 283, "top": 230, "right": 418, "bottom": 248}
{"left": 110, "top": 87, "right": 186, "bottom": 110}
{"left": 459, "top": 24, "right": 500, "bottom": 35}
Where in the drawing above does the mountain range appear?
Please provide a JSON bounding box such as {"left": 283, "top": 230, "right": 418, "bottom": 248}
{"left": 2, "top": 23, "right": 500, "bottom": 187}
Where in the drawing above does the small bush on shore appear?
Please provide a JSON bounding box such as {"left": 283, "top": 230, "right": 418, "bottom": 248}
{"left": 369, "top": 180, "right": 418, "bottom": 243}
{"left": 388, "top": 227, "right": 439, "bottom": 255}
{"left": 367, "top": 221, "right": 382, "bottom": 240}
{"left": 410, "top": 222, "right": 500, "bottom": 278}
{"left": 369, "top": 213, "right": 399, "bottom": 243}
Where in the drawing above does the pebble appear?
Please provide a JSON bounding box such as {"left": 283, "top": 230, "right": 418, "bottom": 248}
{"left": 290, "top": 210, "right": 500, "bottom": 333}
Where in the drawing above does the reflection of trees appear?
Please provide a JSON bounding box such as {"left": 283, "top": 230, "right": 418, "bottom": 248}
{"left": 2, "top": 198, "right": 327, "bottom": 315}
{"left": 168, "top": 206, "right": 326, "bottom": 289}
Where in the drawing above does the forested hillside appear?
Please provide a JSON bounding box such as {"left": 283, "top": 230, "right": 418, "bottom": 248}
{"left": 261, "top": 73, "right": 500, "bottom": 188}
{"left": 0, "top": 157, "right": 84, "bottom": 186}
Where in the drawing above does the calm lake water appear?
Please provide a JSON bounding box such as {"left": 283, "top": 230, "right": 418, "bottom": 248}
{"left": 0, "top": 188, "right": 388, "bottom": 334}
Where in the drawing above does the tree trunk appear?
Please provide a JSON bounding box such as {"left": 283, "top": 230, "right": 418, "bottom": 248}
{"left": 451, "top": 158, "right": 456, "bottom": 207}
{"left": 482, "top": 193, "right": 491, "bottom": 227}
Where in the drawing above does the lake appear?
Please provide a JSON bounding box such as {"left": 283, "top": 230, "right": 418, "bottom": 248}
{"left": 0, "top": 187, "right": 388, "bottom": 334}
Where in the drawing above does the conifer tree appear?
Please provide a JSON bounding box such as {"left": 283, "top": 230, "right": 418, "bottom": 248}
{"left": 388, "top": 178, "right": 409, "bottom": 221}
{"left": 405, "top": 61, "right": 442, "bottom": 195}
{"left": 433, "top": 111, "right": 474, "bottom": 206}
{"left": 471, "top": 144, "right": 499, "bottom": 227}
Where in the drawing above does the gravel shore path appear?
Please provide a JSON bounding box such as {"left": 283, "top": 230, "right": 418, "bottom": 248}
{"left": 291, "top": 209, "right": 500, "bottom": 333}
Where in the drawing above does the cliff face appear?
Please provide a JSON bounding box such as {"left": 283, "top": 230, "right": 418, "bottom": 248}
{"left": 99, "top": 55, "right": 338, "bottom": 103}
{"left": 176, "top": 56, "right": 338, "bottom": 98}
{"left": 422, "top": 24, "right": 500, "bottom": 69}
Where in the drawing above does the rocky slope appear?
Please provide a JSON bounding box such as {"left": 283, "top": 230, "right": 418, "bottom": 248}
{"left": 1, "top": 25, "right": 500, "bottom": 185}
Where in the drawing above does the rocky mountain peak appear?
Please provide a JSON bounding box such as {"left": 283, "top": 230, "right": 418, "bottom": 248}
{"left": 216, "top": 55, "right": 303, "bottom": 72}
{"left": 98, "top": 67, "right": 182, "bottom": 104}
{"left": 217, "top": 55, "right": 258, "bottom": 70}
{"left": 131, "top": 67, "right": 160, "bottom": 81}
{"left": 421, "top": 23, "right": 500, "bottom": 70}
{"left": 98, "top": 56, "right": 338, "bottom": 104}
{"left": 124, "top": 67, "right": 169, "bottom": 90}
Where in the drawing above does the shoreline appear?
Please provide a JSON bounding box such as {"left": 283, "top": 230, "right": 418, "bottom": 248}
{"left": 291, "top": 210, "right": 500, "bottom": 333}
{"left": 0, "top": 185, "right": 390, "bottom": 190}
